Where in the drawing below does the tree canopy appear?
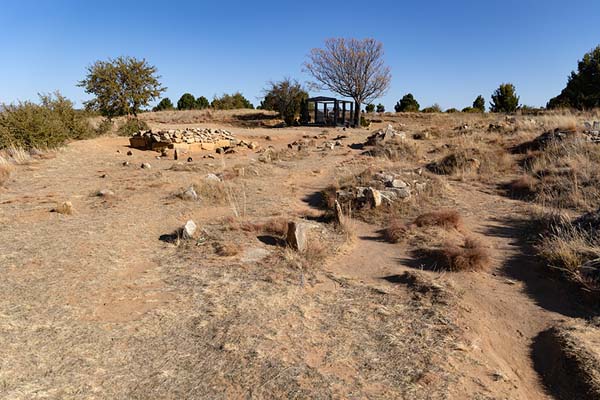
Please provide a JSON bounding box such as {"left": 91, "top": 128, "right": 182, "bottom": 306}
{"left": 395, "top": 94, "right": 420, "bottom": 112}
{"left": 260, "top": 78, "right": 308, "bottom": 126}
{"left": 153, "top": 98, "right": 174, "bottom": 111}
{"left": 490, "top": 83, "right": 520, "bottom": 113}
{"left": 473, "top": 95, "right": 486, "bottom": 112}
{"left": 79, "top": 56, "right": 165, "bottom": 118}
{"left": 177, "top": 93, "right": 197, "bottom": 110}
{"left": 548, "top": 45, "right": 600, "bottom": 109}
{"left": 211, "top": 93, "right": 254, "bottom": 110}
{"left": 304, "top": 38, "right": 391, "bottom": 126}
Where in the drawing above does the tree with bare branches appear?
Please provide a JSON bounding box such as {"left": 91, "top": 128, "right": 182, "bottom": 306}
{"left": 304, "top": 38, "right": 391, "bottom": 126}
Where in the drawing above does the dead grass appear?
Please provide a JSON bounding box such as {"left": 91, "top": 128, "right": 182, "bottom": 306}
{"left": 440, "top": 237, "right": 491, "bottom": 272}
{"left": 383, "top": 217, "right": 409, "bottom": 243}
{"left": 213, "top": 241, "right": 241, "bottom": 257}
{"left": 0, "top": 156, "right": 12, "bottom": 187}
{"left": 521, "top": 138, "right": 600, "bottom": 210}
{"left": 414, "top": 210, "right": 462, "bottom": 230}
{"left": 365, "top": 139, "right": 422, "bottom": 162}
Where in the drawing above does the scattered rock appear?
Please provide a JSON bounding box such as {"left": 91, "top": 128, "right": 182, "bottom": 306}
{"left": 366, "top": 187, "right": 382, "bottom": 208}
{"left": 52, "top": 201, "right": 73, "bottom": 215}
{"left": 187, "top": 157, "right": 193, "bottom": 162}
{"left": 365, "top": 124, "right": 406, "bottom": 146}
{"left": 127, "top": 150, "right": 133, "bottom": 156}
{"left": 182, "top": 220, "right": 197, "bottom": 240}
{"left": 181, "top": 186, "right": 198, "bottom": 201}
{"left": 97, "top": 189, "right": 114, "bottom": 197}
{"left": 286, "top": 221, "right": 308, "bottom": 252}
{"left": 512, "top": 129, "right": 578, "bottom": 153}
{"left": 122, "top": 161, "right": 130, "bottom": 166}
{"left": 205, "top": 173, "right": 222, "bottom": 182}
{"left": 129, "top": 128, "right": 236, "bottom": 150}
{"left": 141, "top": 163, "right": 151, "bottom": 169}
{"left": 389, "top": 179, "right": 408, "bottom": 189}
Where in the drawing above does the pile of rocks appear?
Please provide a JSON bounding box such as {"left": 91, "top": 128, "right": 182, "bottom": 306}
{"left": 583, "top": 121, "right": 600, "bottom": 142}
{"left": 335, "top": 171, "right": 428, "bottom": 209}
{"left": 365, "top": 124, "right": 406, "bottom": 146}
{"left": 130, "top": 128, "right": 236, "bottom": 150}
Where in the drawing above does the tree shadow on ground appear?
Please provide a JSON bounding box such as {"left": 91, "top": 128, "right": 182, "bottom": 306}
{"left": 482, "top": 215, "right": 595, "bottom": 318}
{"left": 395, "top": 249, "right": 448, "bottom": 272}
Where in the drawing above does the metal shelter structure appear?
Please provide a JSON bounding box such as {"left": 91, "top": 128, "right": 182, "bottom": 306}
{"left": 301, "top": 96, "right": 355, "bottom": 127}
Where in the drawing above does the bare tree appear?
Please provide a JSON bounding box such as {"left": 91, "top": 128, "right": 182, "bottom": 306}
{"left": 304, "top": 38, "right": 391, "bottom": 126}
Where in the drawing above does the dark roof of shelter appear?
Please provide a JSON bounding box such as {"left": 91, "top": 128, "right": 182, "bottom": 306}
{"left": 307, "top": 96, "right": 354, "bottom": 103}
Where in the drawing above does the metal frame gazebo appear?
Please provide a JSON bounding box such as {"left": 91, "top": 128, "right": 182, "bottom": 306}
{"left": 301, "top": 96, "right": 354, "bottom": 127}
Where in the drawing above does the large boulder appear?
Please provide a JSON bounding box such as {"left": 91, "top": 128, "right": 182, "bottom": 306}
{"left": 286, "top": 221, "right": 308, "bottom": 252}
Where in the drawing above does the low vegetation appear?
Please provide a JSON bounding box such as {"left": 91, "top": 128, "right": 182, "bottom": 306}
{"left": 0, "top": 92, "right": 95, "bottom": 149}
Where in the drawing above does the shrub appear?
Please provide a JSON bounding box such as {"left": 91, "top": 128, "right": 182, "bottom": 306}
{"left": 445, "top": 108, "right": 459, "bottom": 113}
{"left": 260, "top": 78, "right": 308, "bottom": 126}
{"left": 0, "top": 92, "right": 95, "bottom": 149}
{"left": 376, "top": 103, "right": 385, "bottom": 113}
{"left": 117, "top": 118, "right": 150, "bottom": 136}
{"left": 383, "top": 218, "right": 408, "bottom": 243}
{"left": 211, "top": 92, "right": 254, "bottom": 110}
{"left": 548, "top": 45, "right": 600, "bottom": 109}
{"left": 422, "top": 104, "right": 442, "bottom": 113}
{"left": 473, "top": 95, "right": 486, "bottom": 112}
{"left": 153, "top": 98, "right": 174, "bottom": 111}
{"left": 461, "top": 106, "right": 479, "bottom": 113}
{"left": 395, "top": 93, "right": 420, "bottom": 112}
{"left": 95, "top": 118, "right": 114, "bottom": 135}
{"left": 177, "top": 93, "right": 196, "bottom": 110}
{"left": 490, "top": 83, "right": 520, "bottom": 113}
{"left": 365, "top": 104, "right": 375, "bottom": 113}
{"left": 0, "top": 157, "right": 12, "bottom": 187}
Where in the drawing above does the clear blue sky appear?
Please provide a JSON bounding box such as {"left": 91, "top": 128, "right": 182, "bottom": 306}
{"left": 1, "top": 0, "right": 599, "bottom": 110}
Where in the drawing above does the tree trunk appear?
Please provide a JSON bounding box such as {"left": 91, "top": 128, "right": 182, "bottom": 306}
{"left": 353, "top": 100, "right": 360, "bottom": 127}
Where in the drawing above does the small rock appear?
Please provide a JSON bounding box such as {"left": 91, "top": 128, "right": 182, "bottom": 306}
{"left": 249, "top": 142, "right": 259, "bottom": 150}
{"left": 181, "top": 186, "right": 198, "bottom": 201}
{"left": 205, "top": 173, "right": 222, "bottom": 182}
{"left": 127, "top": 151, "right": 133, "bottom": 156}
{"left": 389, "top": 179, "right": 408, "bottom": 189}
{"left": 97, "top": 189, "right": 115, "bottom": 197}
{"left": 187, "top": 157, "right": 193, "bottom": 162}
{"left": 100, "top": 174, "right": 107, "bottom": 178}
{"left": 182, "top": 220, "right": 197, "bottom": 239}
{"left": 216, "top": 148, "right": 224, "bottom": 154}
{"left": 141, "top": 163, "right": 151, "bottom": 169}
{"left": 391, "top": 187, "right": 411, "bottom": 199}
{"left": 155, "top": 156, "right": 161, "bottom": 160}
{"left": 53, "top": 201, "right": 73, "bottom": 215}
{"left": 366, "top": 187, "right": 382, "bottom": 208}
{"left": 286, "top": 221, "right": 308, "bottom": 252}
{"left": 122, "top": 161, "right": 130, "bottom": 166}
{"left": 174, "top": 149, "right": 179, "bottom": 160}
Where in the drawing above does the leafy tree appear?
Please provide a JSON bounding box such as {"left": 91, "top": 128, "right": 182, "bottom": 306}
{"left": 548, "top": 45, "right": 600, "bottom": 109}
{"left": 153, "top": 98, "right": 174, "bottom": 111}
{"left": 422, "top": 104, "right": 442, "bottom": 113}
{"left": 177, "top": 93, "right": 197, "bottom": 110}
{"left": 79, "top": 56, "right": 165, "bottom": 118}
{"left": 304, "top": 38, "right": 391, "bottom": 126}
{"left": 195, "top": 96, "right": 210, "bottom": 109}
{"left": 211, "top": 92, "right": 254, "bottom": 110}
{"left": 473, "top": 95, "right": 486, "bottom": 112}
{"left": 260, "top": 78, "right": 308, "bottom": 126}
{"left": 365, "top": 104, "right": 375, "bottom": 113}
{"left": 490, "top": 83, "right": 520, "bottom": 113}
{"left": 395, "top": 93, "right": 420, "bottom": 112}
{"left": 376, "top": 103, "right": 385, "bottom": 113}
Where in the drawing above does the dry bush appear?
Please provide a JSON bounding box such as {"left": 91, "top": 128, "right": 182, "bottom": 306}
{"left": 383, "top": 218, "right": 409, "bottom": 243}
{"left": 441, "top": 237, "right": 491, "bottom": 272}
{"left": 258, "top": 217, "right": 289, "bottom": 237}
{"left": 213, "top": 242, "right": 241, "bottom": 257}
{"left": 0, "top": 156, "right": 12, "bottom": 187}
{"left": 523, "top": 138, "right": 600, "bottom": 210}
{"left": 428, "top": 145, "right": 514, "bottom": 180}
{"left": 365, "top": 139, "right": 422, "bottom": 162}
{"left": 414, "top": 210, "right": 462, "bottom": 230}
{"left": 504, "top": 175, "right": 539, "bottom": 199}
{"left": 192, "top": 180, "right": 229, "bottom": 205}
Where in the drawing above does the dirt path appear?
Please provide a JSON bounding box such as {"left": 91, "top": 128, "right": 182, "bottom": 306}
{"left": 321, "top": 179, "right": 582, "bottom": 399}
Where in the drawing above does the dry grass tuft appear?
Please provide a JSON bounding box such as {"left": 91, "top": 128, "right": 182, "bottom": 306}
{"left": 414, "top": 210, "right": 462, "bottom": 230}
{"left": 441, "top": 237, "right": 491, "bottom": 272}
{"left": 0, "top": 156, "right": 12, "bottom": 187}
{"left": 364, "top": 139, "right": 422, "bottom": 162}
{"left": 383, "top": 218, "right": 409, "bottom": 243}
{"left": 213, "top": 242, "right": 241, "bottom": 257}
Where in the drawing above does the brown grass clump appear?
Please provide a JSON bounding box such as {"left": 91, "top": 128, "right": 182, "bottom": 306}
{"left": 0, "top": 157, "right": 12, "bottom": 187}
{"left": 441, "top": 237, "right": 491, "bottom": 272}
{"left": 521, "top": 138, "right": 600, "bottom": 210}
{"left": 504, "top": 175, "right": 539, "bottom": 199}
{"left": 213, "top": 242, "right": 241, "bottom": 257}
{"left": 383, "top": 218, "right": 409, "bottom": 243}
{"left": 414, "top": 210, "right": 462, "bottom": 230}
{"left": 365, "top": 139, "right": 422, "bottom": 162}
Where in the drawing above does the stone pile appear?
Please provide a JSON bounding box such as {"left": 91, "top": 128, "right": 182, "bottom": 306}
{"left": 583, "top": 121, "right": 600, "bottom": 142}
{"left": 365, "top": 124, "right": 406, "bottom": 146}
{"left": 335, "top": 170, "right": 429, "bottom": 209}
{"left": 130, "top": 128, "right": 236, "bottom": 150}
